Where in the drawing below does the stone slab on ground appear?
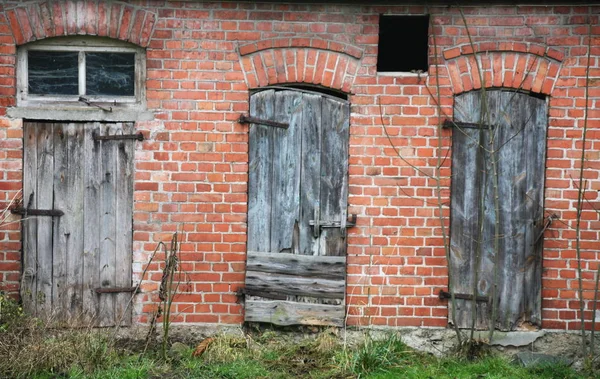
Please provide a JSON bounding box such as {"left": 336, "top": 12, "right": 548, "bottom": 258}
{"left": 473, "top": 330, "right": 546, "bottom": 347}
{"left": 513, "top": 351, "right": 573, "bottom": 368}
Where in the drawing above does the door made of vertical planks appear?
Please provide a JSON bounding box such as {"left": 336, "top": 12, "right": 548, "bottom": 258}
{"left": 21, "top": 122, "right": 135, "bottom": 327}
{"left": 244, "top": 89, "right": 350, "bottom": 327}
{"left": 449, "top": 90, "right": 547, "bottom": 331}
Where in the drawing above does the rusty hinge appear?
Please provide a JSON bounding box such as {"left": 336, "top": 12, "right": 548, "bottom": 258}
{"left": 310, "top": 206, "right": 357, "bottom": 238}
{"left": 93, "top": 132, "right": 144, "bottom": 142}
{"left": 94, "top": 286, "right": 138, "bottom": 294}
{"left": 238, "top": 114, "right": 289, "bottom": 129}
{"left": 78, "top": 96, "right": 113, "bottom": 112}
{"left": 439, "top": 290, "right": 489, "bottom": 303}
{"left": 11, "top": 207, "right": 64, "bottom": 217}
{"left": 534, "top": 214, "right": 558, "bottom": 244}
{"left": 442, "top": 119, "right": 495, "bottom": 130}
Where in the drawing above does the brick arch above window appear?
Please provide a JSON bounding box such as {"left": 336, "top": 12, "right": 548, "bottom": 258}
{"left": 239, "top": 43, "right": 361, "bottom": 93}
{"left": 5, "top": 1, "right": 157, "bottom": 47}
{"left": 443, "top": 41, "right": 565, "bottom": 96}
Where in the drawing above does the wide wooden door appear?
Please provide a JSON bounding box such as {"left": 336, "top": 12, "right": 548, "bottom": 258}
{"left": 449, "top": 90, "right": 547, "bottom": 331}
{"left": 21, "top": 121, "right": 135, "bottom": 327}
{"left": 244, "top": 88, "right": 350, "bottom": 327}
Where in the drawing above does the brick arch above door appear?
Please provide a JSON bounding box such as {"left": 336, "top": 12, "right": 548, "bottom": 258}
{"left": 443, "top": 41, "right": 564, "bottom": 96}
{"left": 5, "top": 1, "right": 157, "bottom": 47}
{"left": 239, "top": 45, "right": 361, "bottom": 93}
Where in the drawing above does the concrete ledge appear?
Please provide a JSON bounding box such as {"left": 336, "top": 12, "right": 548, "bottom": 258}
{"left": 7, "top": 107, "right": 155, "bottom": 122}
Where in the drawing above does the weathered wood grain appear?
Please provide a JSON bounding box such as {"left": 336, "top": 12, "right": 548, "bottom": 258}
{"left": 246, "top": 251, "right": 345, "bottom": 280}
{"left": 65, "top": 123, "right": 85, "bottom": 323}
{"left": 52, "top": 123, "right": 68, "bottom": 323}
{"left": 22, "top": 122, "right": 38, "bottom": 316}
{"left": 319, "top": 97, "right": 350, "bottom": 257}
{"left": 299, "top": 93, "right": 322, "bottom": 256}
{"left": 114, "top": 123, "right": 134, "bottom": 326}
{"left": 449, "top": 90, "right": 547, "bottom": 331}
{"left": 247, "top": 90, "right": 274, "bottom": 252}
{"left": 245, "top": 271, "right": 345, "bottom": 299}
{"left": 270, "top": 90, "right": 302, "bottom": 253}
{"left": 245, "top": 89, "right": 350, "bottom": 325}
{"left": 82, "top": 123, "right": 101, "bottom": 325}
{"left": 245, "top": 300, "right": 344, "bottom": 327}
{"left": 98, "top": 122, "right": 117, "bottom": 327}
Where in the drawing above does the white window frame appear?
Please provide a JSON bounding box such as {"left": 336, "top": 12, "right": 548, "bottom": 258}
{"left": 11, "top": 37, "right": 150, "bottom": 122}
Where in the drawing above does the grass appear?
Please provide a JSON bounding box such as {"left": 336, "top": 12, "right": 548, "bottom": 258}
{"left": 0, "top": 297, "right": 590, "bottom": 379}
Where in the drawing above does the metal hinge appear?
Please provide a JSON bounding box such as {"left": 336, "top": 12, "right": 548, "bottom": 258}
{"left": 93, "top": 132, "right": 144, "bottom": 142}
{"left": 94, "top": 286, "right": 138, "bottom": 294}
{"left": 238, "top": 114, "right": 289, "bottom": 129}
{"left": 11, "top": 207, "right": 64, "bottom": 217}
{"left": 439, "top": 290, "right": 489, "bottom": 303}
{"left": 442, "top": 119, "right": 495, "bottom": 130}
{"left": 310, "top": 206, "right": 357, "bottom": 238}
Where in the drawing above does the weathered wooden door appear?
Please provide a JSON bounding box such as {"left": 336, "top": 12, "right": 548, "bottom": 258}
{"left": 449, "top": 90, "right": 547, "bottom": 331}
{"left": 244, "top": 88, "right": 350, "bottom": 327}
{"left": 21, "top": 121, "right": 135, "bottom": 327}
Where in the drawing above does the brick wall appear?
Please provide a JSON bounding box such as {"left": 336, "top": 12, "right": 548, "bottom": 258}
{"left": 0, "top": 1, "right": 599, "bottom": 331}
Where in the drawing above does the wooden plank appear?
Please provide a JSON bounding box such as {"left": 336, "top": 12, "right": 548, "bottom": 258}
{"left": 246, "top": 251, "right": 345, "bottom": 280}
{"left": 114, "top": 122, "right": 134, "bottom": 326}
{"left": 450, "top": 90, "right": 547, "bottom": 331}
{"left": 247, "top": 90, "right": 274, "bottom": 252}
{"left": 64, "top": 123, "right": 85, "bottom": 324}
{"left": 245, "top": 300, "right": 344, "bottom": 327}
{"left": 523, "top": 95, "right": 547, "bottom": 328}
{"left": 270, "top": 90, "right": 302, "bottom": 253}
{"left": 449, "top": 91, "right": 489, "bottom": 330}
{"left": 22, "top": 122, "right": 38, "bottom": 316}
{"left": 98, "top": 123, "right": 117, "bottom": 327}
{"left": 82, "top": 122, "right": 101, "bottom": 325}
{"left": 51, "top": 123, "right": 68, "bottom": 323}
{"left": 245, "top": 271, "right": 345, "bottom": 299}
{"left": 318, "top": 97, "right": 350, "bottom": 257}
{"left": 299, "top": 93, "right": 322, "bottom": 255}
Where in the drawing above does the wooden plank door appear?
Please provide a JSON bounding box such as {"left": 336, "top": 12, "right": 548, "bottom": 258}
{"left": 21, "top": 121, "right": 134, "bottom": 327}
{"left": 449, "top": 90, "right": 547, "bottom": 331}
{"left": 244, "top": 89, "right": 350, "bottom": 327}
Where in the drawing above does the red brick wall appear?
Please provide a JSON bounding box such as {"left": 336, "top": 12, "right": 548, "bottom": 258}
{"left": 0, "top": 1, "right": 599, "bottom": 331}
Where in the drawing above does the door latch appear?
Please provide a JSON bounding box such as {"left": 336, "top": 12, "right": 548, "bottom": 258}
{"left": 310, "top": 207, "right": 357, "bottom": 238}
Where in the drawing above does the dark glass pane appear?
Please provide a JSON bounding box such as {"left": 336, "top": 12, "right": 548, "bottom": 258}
{"left": 28, "top": 51, "right": 79, "bottom": 95}
{"left": 86, "top": 53, "right": 135, "bottom": 96}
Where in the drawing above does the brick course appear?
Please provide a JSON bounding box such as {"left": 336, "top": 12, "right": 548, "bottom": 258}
{"left": 0, "top": 1, "right": 599, "bottom": 331}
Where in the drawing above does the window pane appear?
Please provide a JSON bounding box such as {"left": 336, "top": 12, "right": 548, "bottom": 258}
{"left": 86, "top": 53, "right": 135, "bottom": 96}
{"left": 28, "top": 51, "right": 79, "bottom": 95}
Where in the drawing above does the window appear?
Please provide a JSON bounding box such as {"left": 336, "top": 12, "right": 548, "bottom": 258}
{"left": 16, "top": 37, "right": 145, "bottom": 109}
{"left": 377, "top": 15, "right": 430, "bottom": 73}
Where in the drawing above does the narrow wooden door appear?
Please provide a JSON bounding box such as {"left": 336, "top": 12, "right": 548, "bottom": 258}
{"left": 449, "top": 90, "right": 547, "bottom": 331}
{"left": 21, "top": 121, "right": 135, "bottom": 327}
{"left": 244, "top": 88, "right": 350, "bottom": 327}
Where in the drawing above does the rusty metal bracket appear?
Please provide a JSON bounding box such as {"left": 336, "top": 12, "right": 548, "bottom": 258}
{"left": 310, "top": 211, "right": 357, "bottom": 238}
{"left": 93, "top": 132, "right": 144, "bottom": 142}
{"left": 238, "top": 114, "right": 289, "bottom": 129}
{"left": 439, "top": 290, "right": 488, "bottom": 303}
{"left": 534, "top": 214, "right": 558, "bottom": 244}
{"left": 11, "top": 207, "right": 64, "bottom": 217}
{"left": 442, "top": 119, "right": 495, "bottom": 130}
{"left": 79, "top": 96, "right": 113, "bottom": 112}
{"left": 94, "top": 286, "right": 138, "bottom": 294}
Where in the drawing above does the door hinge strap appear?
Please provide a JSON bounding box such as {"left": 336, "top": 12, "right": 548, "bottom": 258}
{"left": 11, "top": 207, "right": 64, "bottom": 217}
{"left": 94, "top": 286, "right": 138, "bottom": 294}
{"left": 439, "top": 290, "right": 488, "bottom": 303}
{"left": 442, "top": 119, "right": 495, "bottom": 130}
{"left": 238, "top": 114, "right": 289, "bottom": 129}
{"left": 93, "top": 132, "right": 144, "bottom": 142}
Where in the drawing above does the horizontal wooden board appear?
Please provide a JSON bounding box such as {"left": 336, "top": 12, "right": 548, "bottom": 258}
{"left": 246, "top": 251, "right": 345, "bottom": 280}
{"left": 245, "top": 300, "right": 344, "bottom": 327}
{"left": 245, "top": 271, "right": 345, "bottom": 300}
